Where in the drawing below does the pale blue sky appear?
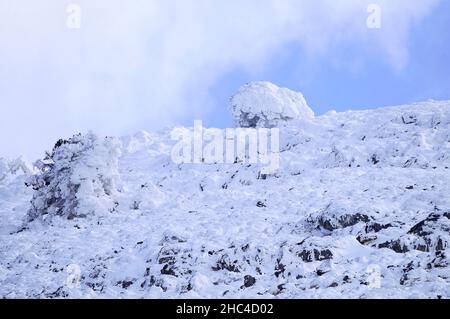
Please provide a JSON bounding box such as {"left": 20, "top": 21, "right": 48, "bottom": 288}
{"left": 0, "top": 0, "right": 449, "bottom": 159}
{"left": 204, "top": 0, "right": 450, "bottom": 128}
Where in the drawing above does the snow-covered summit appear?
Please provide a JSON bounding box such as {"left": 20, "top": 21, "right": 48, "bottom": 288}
{"left": 229, "top": 81, "right": 314, "bottom": 128}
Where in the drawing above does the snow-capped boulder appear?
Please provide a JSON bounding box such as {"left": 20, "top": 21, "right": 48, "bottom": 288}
{"left": 229, "top": 82, "right": 314, "bottom": 128}
{"left": 26, "top": 132, "right": 122, "bottom": 223}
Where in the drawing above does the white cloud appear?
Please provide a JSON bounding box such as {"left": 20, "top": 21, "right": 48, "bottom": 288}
{"left": 0, "top": 0, "right": 441, "bottom": 159}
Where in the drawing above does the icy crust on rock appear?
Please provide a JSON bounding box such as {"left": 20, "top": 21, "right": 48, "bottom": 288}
{"left": 1, "top": 100, "right": 450, "bottom": 298}
{"left": 230, "top": 82, "right": 314, "bottom": 128}
{"left": 25, "top": 133, "right": 121, "bottom": 223}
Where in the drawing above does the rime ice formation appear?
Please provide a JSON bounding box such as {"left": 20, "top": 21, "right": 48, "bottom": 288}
{"left": 1, "top": 96, "right": 450, "bottom": 298}
{"left": 25, "top": 133, "right": 121, "bottom": 223}
{"left": 229, "top": 81, "right": 314, "bottom": 128}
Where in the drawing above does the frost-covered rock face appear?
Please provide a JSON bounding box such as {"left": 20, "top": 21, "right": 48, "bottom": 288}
{"left": 230, "top": 81, "right": 314, "bottom": 128}
{"left": 25, "top": 133, "right": 121, "bottom": 223}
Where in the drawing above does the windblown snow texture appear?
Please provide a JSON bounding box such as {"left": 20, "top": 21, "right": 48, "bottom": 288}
{"left": 1, "top": 83, "right": 450, "bottom": 298}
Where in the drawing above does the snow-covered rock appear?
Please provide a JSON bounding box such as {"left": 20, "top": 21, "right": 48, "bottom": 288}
{"left": 229, "top": 81, "right": 314, "bottom": 128}
{"left": 0, "top": 157, "right": 32, "bottom": 183}
{"left": 26, "top": 132, "right": 122, "bottom": 223}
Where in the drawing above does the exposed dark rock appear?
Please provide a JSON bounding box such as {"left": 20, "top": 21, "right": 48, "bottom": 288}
{"left": 377, "top": 212, "right": 450, "bottom": 253}
{"left": 427, "top": 251, "right": 448, "bottom": 269}
{"left": 371, "top": 154, "right": 380, "bottom": 165}
{"left": 256, "top": 201, "right": 266, "bottom": 208}
{"left": 274, "top": 260, "right": 285, "bottom": 278}
{"left": 212, "top": 255, "right": 241, "bottom": 273}
{"left": 378, "top": 240, "right": 409, "bottom": 253}
{"left": 356, "top": 233, "right": 377, "bottom": 245}
{"left": 157, "top": 246, "right": 193, "bottom": 278}
{"left": 343, "top": 275, "right": 351, "bottom": 283}
{"left": 243, "top": 275, "right": 256, "bottom": 288}
{"left": 298, "top": 248, "right": 333, "bottom": 263}
{"left": 408, "top": 213, "right": 441, "bottom": 237}
{"left": 400, "top": 261, "right": 416, "bottom": 286}
{"left": 402, "top": 115, "right": 418, "bottom": 125}
{"left": 316, "top": 213, "right": 370, "bottom": 231}
{"left": 118, "top": 280, "right": 133, "bottom": 289}
{"left": 365, "top": 222, "right": 393, "bottom": 233}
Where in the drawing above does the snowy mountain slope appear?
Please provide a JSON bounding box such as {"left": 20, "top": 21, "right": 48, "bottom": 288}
{"left": 1, "top": 95, "right": 450, "bottom": 298}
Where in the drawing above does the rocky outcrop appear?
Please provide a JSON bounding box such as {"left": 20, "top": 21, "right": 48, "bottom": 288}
{"left": 25, "top": 133, "right": 121, "bottom": 222}
{"left": 377, "top": 212, "right": 450, "bottom": 253}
